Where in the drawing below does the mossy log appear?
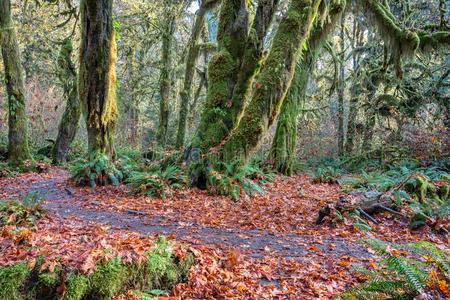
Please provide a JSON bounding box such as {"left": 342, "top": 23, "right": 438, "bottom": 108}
{"left": 0, "top": 0, "right": 32, "bottom": 165}
{"left": 316, "top": 191, "right": 399, "bottom": 225}
{"left": 0, "top": 238, "right": 194, "bottom": 300}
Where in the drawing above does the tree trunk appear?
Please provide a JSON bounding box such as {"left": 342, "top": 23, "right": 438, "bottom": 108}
{"left": 219, "top": 0, "right": 327, "bottom": 164}
{"left": 53, "top": 38, "right": 80, "bottom": 164}
{"left": 337, "top": 16, "right": 345, "bottom": 156}
{"left": 79, "top": 0, "right": 118, "bottom": 159}
{"left": 158, "top": 7, "right": 177, "bottom": 148}
{"left": 0, "top": 0, "right": 32, "bottom": 165}
{"left": 175, "top": 3, "right": 208, "bottom": 149}
{"left": 345, "top": 20, "right": 363, "bottom": 154}
{"left": 230, "top": 0, "right": 280, "bottom": 125}
{"left": 269, "top": 60, "right": 310, "bottom": 175}
{"left": 191, "top": 0, "right": 249, "bottom": 153}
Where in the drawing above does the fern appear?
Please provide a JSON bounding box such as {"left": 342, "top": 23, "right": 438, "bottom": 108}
{"left": 70, "top": 152, "right": 123, "bottom": 187}
{"left": 126, "top": 165, "right": 186, "bottom": 199}
{"left": 342, "top": 239, "right": 449, "bottom": 299}
{"left": 206, "top": 160, "right": 274, "bottom": 200}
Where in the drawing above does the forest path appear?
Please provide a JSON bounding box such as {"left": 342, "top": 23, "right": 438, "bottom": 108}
{"left": 3, "top": 168, "right": 371, "bottom": 263}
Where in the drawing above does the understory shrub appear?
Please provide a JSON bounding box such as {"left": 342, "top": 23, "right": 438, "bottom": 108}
{"left": 0, "top": 236, "right": 194, "bottom": 300}
{"left": 0, "top": 192, "right": 44, "bottom": 227}
{"left": 342, "top": 239, "right": 450, "bottom": 299}
{"left": 207, "top": 160, "right": 275, "bottom": 201}
{"left": 70, "top": 152, "right": 123, "bottom": 187}
{"left": 127, "top": 165, "right": 187, "bottom": 199}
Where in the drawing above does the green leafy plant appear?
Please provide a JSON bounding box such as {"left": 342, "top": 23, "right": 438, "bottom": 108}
{"left": 342, "top": 239, "right": 450, "bottom": 299}
{"left": 126, "top": 165, "right": 186, "bottom": 199}
{"left": 0, "top": 192, "right": 44, "bottom": 227}
{"left": 207, "top": 160, "right": 274, "bottom": 201}
{"left": 70, "top": 152, "right": 123, "bottom": 188}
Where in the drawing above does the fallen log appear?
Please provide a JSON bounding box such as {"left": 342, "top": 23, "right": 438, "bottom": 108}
{"left": 316, "top": 191, "right": 403, "bottom": 225}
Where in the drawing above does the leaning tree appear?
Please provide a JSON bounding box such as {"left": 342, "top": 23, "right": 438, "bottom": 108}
{"left": 187, "top": 0, "right": 449, "bottom": 187}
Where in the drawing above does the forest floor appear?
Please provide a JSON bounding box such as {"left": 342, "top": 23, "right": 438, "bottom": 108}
{"left": 0, "top": 167, "right": 447, "bottom": 299}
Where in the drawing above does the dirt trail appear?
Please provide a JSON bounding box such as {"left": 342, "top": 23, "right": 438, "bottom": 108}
{"left": 21, "top": 170, "right": 371, "bottom": 262}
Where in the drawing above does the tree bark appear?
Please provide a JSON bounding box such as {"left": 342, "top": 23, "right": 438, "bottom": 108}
{"left": 337, "top": 16, "right": 345, "bottom": 156}
{"left": 0, "top": 0, "right": 32, "bottom": 165}
{"left": 219, "top": 0, "right": 327, "bottom": 164}
{"left": 53, "top": 38, "right": 80, "bottom": 164}
{"left": 191, "top": 0, "right": 250, "bottom": 153}
{"left": 175, "top": 3, "right": 209, "bottom": 149}
{"left": 158, "top": 5, "right": 177, "bottom": 148}
{"left": 79, "top": 0, "right": 118, "bottom": 159}
{"left": 270, "top": 2, "right": 345, "bottom": 175}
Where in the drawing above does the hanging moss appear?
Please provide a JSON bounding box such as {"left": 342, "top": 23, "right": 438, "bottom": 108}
{"left": 360, "top": 0, "right": 420, "bottom": 78}
{"left": 417, "top": 31, "right": 450, "bottom": 52}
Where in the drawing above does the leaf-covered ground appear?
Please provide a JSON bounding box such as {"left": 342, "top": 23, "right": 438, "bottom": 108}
{"left": 0, "top": 168, "right": 447, "bottom": 299}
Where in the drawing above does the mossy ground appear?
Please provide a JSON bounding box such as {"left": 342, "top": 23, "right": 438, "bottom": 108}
{"left": 0, "top": 237, "right": 193, "bottom": 300}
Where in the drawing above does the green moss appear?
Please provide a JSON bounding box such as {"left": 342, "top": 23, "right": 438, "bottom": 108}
{"left": 0, "top": 263, "right": 30, "bottom": 300}
{"left": 64, "top": 274, "right": 89, "bottom": 300}
{"left": 38, "top": 270, "right": 60, "bottom": 287}
{"left": 90, "top": 258, "right": 126, "bottom": 299}
{"left": 0, "top": 238, "right": 194, "bottom": 300}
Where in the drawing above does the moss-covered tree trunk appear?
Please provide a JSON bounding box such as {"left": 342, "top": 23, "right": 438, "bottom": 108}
{"left": 230, "top": 0, "right": 280, "bottom": 125}
{"left": 53, "top": 38, "right": 80, "bottom": 164}
{"left": 269, "top": 58, "right": 311, "bottom": 175}
{"left": 191, "top": 0, "right": 250, "bottom": 153}
{"left": 337, "top": 16, "right": 345, "bottom": 156}
{"left": 158, "top": 6, "right": 177, "bottom": 148}
{"left": 79, "top": 0, "right": 118, "bottom": 159}
{"left": 345, "top": 20, "right": 363, "bottom": 154}
{"left": 0, "top": 0, "right": 32, "bottom": 164}
{"left": 219, "top": 0, "right": 326, "bottom": 164}
{"left": 269, "top": 0, "right": 346, "bottom": 175}
{"left": 175, "top": 2, "right": 210, "bottom": 149}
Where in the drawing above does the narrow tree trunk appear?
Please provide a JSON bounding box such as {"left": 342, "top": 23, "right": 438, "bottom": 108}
{"left": 79, "top": 0, "right": 118, "bottom": 159}
{"left": 53, "top": 38, "right": 80, "bottom": 164}
{"left": 345, "top": 20, "right": 363, "bottom": 154}
{"left": 176, "top": 3, "right": 208, "bottom": 149}
{"left": 220, "top": 0, "right": 327, "bottom": 164}
{"left": 337, "top": 17, "right": 345, "bottom": 156}
{"left": 0, "top": 0, "right": 32, "bottom": 165}
{"left": 158, "top": 8, "right": 177, "bottom": 148}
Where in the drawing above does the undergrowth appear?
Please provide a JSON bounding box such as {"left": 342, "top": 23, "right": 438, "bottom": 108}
{"left": 342, "top": 239, "right": 450, "bottom": 299}
{"left": 0, "top": 236, "right": 193, "bottom": 300}
{"left": 0, "top": 192, "right": 44, "bottom": 227}
{"left": 127, "top": 165, "right": 187, "bottom": 199}
{"left": 207, "top": 160, "right": 275, "bottom": 201}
